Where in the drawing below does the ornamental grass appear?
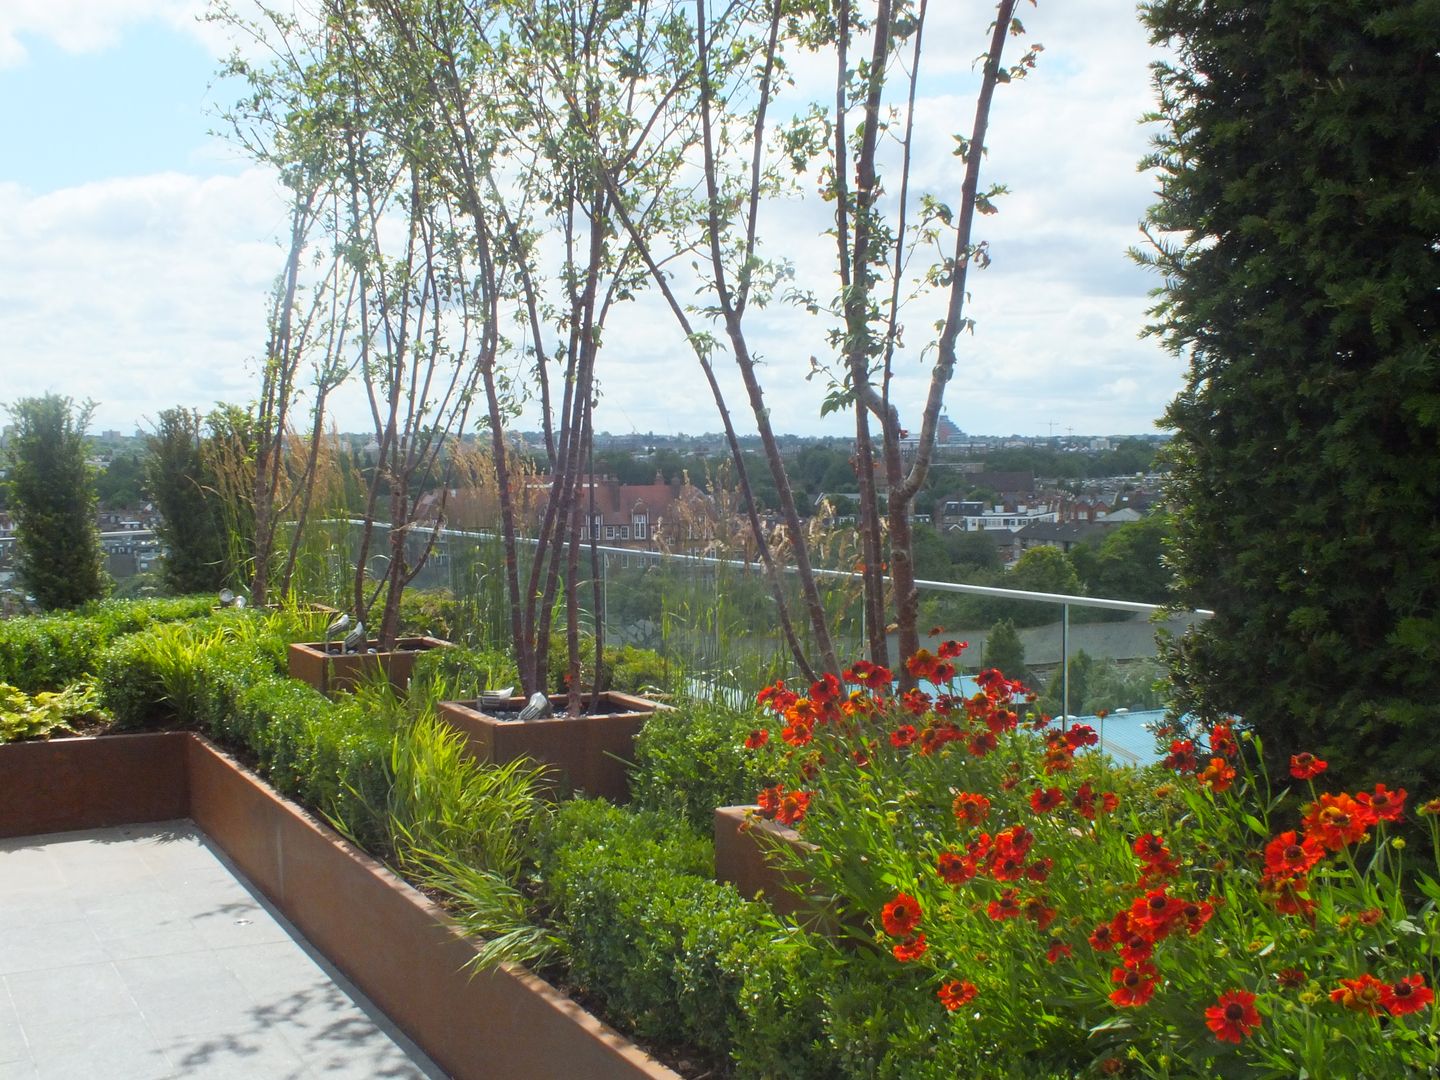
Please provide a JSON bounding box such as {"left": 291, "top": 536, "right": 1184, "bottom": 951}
{"left": 744, "top": 646, "right": 1439, "bottom": 1077}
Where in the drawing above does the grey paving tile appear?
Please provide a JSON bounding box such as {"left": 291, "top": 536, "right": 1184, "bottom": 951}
{"left": 0, "top": 850, "right": 65, "bottom": 898}
{"left": 0, "top": 921, "right": 109, "bottom": 976}
{"left": 0, "top": 981, "right": 28, "bottom": 1065}
{"left": 23, "top": 1011, "right": 170, "bottom": 1064}
{"left": 5, "top": 963, "right": 143, "bottom": 1046}
{"left": 160, "top": 1029, "right": 310, "bottom": 1080}
{"left": 0, "top": 894, "right": 86, "bottom": 933}
{"left": 115, "top": 954, "right": 253, "bottom": 1040}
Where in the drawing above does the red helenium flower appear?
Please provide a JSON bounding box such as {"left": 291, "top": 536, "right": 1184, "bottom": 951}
{"left": 1264, "top": 830, "right": 1325, "bottom": 879}
{"left": 1289, "top": 752, "right": 1327, "bottom": 780}
{"left": 881, "top": 892, "right": 923, "bottom": 937}
{"left": 1109, "top": 962, "right": 1159, "bottom": 1007}
{"left": 743, "top": 728, "right": 769, "bottom": 750}
{"left": 891, "top": 934, "right": 927, "bottom": 962}
{"left": 1205, "top": 989, "right": 1261, "bottom": 1043}
{"left": 1029, "top": 786, "right": 1064, "bottom": 814}
{"left": 1357, "top": 782, "right": 1406, "bottom": 823}
{"left": 1385, "top": 974, "right": 1434, "bottom": 1017}
{"left": 937, "top": 979, "right": 977, "bottom": 1011}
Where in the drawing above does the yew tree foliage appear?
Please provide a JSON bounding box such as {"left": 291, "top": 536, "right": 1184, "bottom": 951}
{"left": 3, "top": 395, "right": 107, "bottom": 610}
{"left": 1138, "top": 1, "right": 1440, "bottom": 788}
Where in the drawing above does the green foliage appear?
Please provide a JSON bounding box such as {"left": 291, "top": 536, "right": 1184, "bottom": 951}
{"left": 630, "top": 699, "right": 773, "bottom": 831}
{"left": 1077, "top": 514, "right": 1175, "bottom": 605}
{"left": 145, "top": 407, "right": 232, "bottom": 594}
{"left": 3, "top": 394, "right": 107, "bottom": 609}
{"left": 0, "top": 595, "right": 216, "bottom": 692}
{"left": 408, "top": 645, "right": 519, "bottom": 702}
{"left": 981, "top": 617, "right": 1026, "bottom": 679}
{"left": 1139, "top": 0, "right": 1440, "bottom": 790}
{"left": 374, "top": 711, "right": 560, "bottom": 971}
{"left": 95, "top": 451, "right": 145, "bottom": 507}
{"left": 0, "top": 679, "right": 106, "bottom": 743}
{"left": 536, "top": 798, "right": 838, "bottom": 1077}
{"left": 97, "top": 622, "right": 230, "bottom": 730}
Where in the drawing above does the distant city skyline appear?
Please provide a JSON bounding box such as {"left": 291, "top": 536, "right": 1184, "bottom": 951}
{"left": 1, "top": 2, "right": 1184, "bottom": 440}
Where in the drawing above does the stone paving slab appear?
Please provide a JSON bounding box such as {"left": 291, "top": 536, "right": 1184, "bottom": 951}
{"left": 0, "top": 821, "right": 448, "bottom": 1080}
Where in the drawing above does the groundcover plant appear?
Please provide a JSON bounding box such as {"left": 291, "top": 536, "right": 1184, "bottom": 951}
{"left": 745, "top": 647, "right": 1439, "bottom": 1076}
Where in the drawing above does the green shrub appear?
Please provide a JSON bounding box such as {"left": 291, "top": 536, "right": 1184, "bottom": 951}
{"left": 537, "top": 799, "right": 834, "bottom": 1076}
{"left": 96, "top": 623, "right": 232, "bottom": 729}
{"left": 605, "top": 643, "right": 673, "bottom": 694}
{"left": 631, "top": 699, "right": 772, "bottom": 831}
{"left": 0, "top": 595, "right": 215, "bottom": 691}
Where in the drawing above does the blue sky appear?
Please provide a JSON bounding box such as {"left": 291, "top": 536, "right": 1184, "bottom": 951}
{"left": 0, "top": 23, "right": 222, "bottom": 191}
{"left": 0, "top": 2, "right": 1186, "bottom": 440}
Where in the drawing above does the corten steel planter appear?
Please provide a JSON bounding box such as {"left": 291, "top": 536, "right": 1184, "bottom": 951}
{"left": 714, "top": 805, "right": 829, "bottom": 925}
{"left": 438, "top": 692, "right": 672, "bottom": 802}
{"left": 0, "top": 732, "right": 678, "bottom": 1080}
{"left": 287, "top": 635, "right": 453, "bottom": 696}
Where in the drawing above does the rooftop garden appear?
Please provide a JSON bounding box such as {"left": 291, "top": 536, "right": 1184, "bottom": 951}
{"left": 2, "top": 0, "right": 1437, "bottom": 1077}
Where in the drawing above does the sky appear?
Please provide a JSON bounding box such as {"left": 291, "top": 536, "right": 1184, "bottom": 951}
{"left": 0, "top": 1, "right": 1185, "bottom": 440}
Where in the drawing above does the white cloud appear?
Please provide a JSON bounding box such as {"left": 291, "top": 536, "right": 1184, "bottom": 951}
{"left": 0, "top": 168, "right": 289, "bottom": 432}
{"left": 0, "top": 0, "right": 206, "bottom": 67}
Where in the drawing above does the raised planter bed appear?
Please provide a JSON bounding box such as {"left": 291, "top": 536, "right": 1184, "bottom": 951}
{"left": 438, "top": 692, "right": 672, "bottom": 802}
{"left": 287, "top": 635, "right": 453, "bottom": 696}
{"left": 0, "top": 732, "right": 677, "bottom": 1080}
{"left": 713, "top": 805, "right": 827, "bottom": 925}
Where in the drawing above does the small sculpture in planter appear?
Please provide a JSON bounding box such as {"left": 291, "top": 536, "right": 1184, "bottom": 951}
{"left": 438, "top": 691, "right": 672, "bottom": 802}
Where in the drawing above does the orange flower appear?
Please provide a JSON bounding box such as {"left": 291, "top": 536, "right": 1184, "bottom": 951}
{"left": 1198, "top": 756, "right": 1236, "bottom": 793}
{"left": 1205, "top": 989, "right": 1261, "bottom": 1043}
{"left": 881, "top": 893, "right": 922, "bottom": 937}
{"left": 937, "top": 979, "right": 977, "bottom": 1011}
{"left": 953, "top": 792, "right": 991, "bottom": 827}
{"left": 1302, "top": 792, "right": 1376, "bottom": 850}
{"left": 775, "top": 788, "right": 811, "bottom": 826}
{"left": 743, "top": 728, "right": 769, "bottom": 750}
{"left": 1330, "top": 973, "right": 1388, "bottom": 1015}
{"left": 1288, "top": 751, "right": 1327, "bottom": 779}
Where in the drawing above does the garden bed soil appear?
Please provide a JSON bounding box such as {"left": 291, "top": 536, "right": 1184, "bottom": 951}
{"left": 438, "top": 692, "right": 672, "bottom": 802}
{"left": 287, "top": 635, "right": 453, "bottom": 696}
{"left": 0, "top": 731, "right": 678, "bottom": 1080}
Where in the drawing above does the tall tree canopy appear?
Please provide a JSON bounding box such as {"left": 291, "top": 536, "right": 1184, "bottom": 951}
{"left": 1139, "top": 0, "right": 1440, "bottom": 787}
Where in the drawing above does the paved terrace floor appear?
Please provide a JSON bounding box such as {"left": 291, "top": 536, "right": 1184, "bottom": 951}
{"left": 0, "top": 822, "right": 447, "bottom": 1080}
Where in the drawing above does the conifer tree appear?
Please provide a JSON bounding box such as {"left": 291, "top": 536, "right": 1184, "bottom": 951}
{"left": 3, "top": 395, "right": 107, "bottom": 609}
{"left": 1138, "top": 0, "right": 1440, "bottom": 787}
